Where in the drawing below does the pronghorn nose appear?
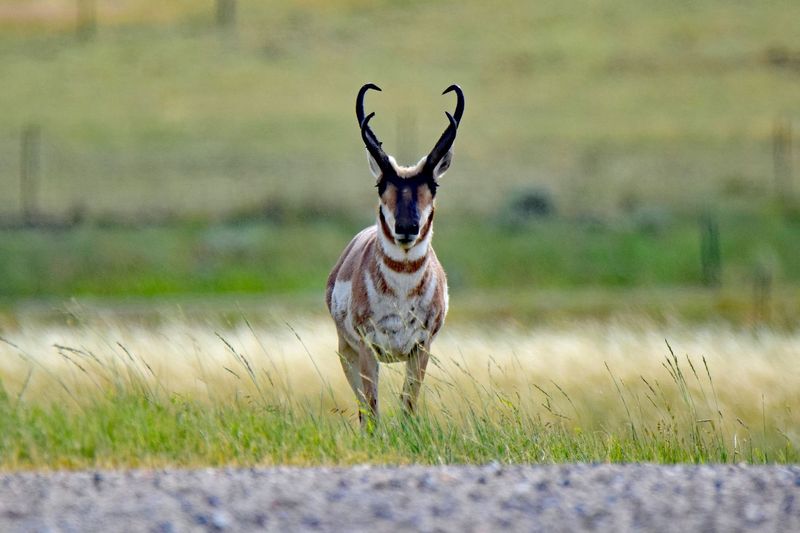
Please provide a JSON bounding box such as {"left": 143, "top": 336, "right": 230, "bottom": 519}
{"left": 395, "top": 221, "right": 419, "bottom": 237}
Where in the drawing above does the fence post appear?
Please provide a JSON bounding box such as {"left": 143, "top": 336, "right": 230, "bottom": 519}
{"left": 700, "top": 213, "right": 721, "bottom": 287}
{"left": 20, "top": 124, "right": 42, "bottom": 225}
{"left": 752, "top": 262, "right": 773, "bottom": 324}
{"left": 216, "top": 0, "right": 237, "bottom": 28}
{"left": 772, "top": 117, "right": 793, "bottom": 204}
{"left": 76, "top": 0, "right": 97, "bottom": 41}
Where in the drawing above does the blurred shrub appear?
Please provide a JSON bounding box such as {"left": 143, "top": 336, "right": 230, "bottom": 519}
{"left": 500, "top": 187, "right": 556, "bottom": 228}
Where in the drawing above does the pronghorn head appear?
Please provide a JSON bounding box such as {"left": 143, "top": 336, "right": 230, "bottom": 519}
{"left": 357, "top": 83, "right": 465, "bottom": 251}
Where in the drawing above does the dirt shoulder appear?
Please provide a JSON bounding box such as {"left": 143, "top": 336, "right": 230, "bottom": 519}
{"left": 1, "top": 464, "right": 799, "bottom": 532}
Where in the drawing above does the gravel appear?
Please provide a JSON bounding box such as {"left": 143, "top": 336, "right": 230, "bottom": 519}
{"left": 1, "top": 464, "right": 799, "bottom": 532}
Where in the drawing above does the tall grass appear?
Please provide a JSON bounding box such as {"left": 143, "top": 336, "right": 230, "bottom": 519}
{"left": 0, "top": 311, "right": 797, "bottom": 468}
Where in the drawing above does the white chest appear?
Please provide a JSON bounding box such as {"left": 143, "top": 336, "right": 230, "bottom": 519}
{"left": 331, "top": 266, "right": 433, "bottom": 358}
{"left": 366, "top": 267, "right": 437, "bottom": 357}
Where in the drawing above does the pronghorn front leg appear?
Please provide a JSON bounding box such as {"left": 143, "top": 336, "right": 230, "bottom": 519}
{"left": 401, "top": 343, "right": 429, "bottom": 414}
{"left": 357, "top": 342, "right": 380, "bottom": 430}
{"left": 336, "top": 336, "right": 364, "bottom": 409}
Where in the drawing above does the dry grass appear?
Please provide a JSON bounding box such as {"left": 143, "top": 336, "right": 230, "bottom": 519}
{"left": 2, "top": 311, "right": 797, "bottom": 455}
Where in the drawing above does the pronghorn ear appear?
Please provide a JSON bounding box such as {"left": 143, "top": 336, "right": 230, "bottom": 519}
{"left": 432, "top": 149, "right": 453, "bottom": 180}
{"left": 366, "top": 149, "right": 382, "bottom": 180}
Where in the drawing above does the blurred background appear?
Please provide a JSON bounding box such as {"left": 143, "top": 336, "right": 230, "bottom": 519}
{"left": 1, "top": 0, "right": 799, "bottom": 325}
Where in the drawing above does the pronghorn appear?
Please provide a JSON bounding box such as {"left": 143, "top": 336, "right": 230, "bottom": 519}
{"left": 326, "top": 83, "right": 464, "bottom": 428}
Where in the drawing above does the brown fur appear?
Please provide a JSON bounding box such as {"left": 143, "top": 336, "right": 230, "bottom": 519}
{"left": 326, "top": 186, "right": 448, "bottom": 429}
{"left": 327, "top": 118, "right": 453, "bottom": 429}
{"left": 378, "top": 249, "right": 427, "bottom": 274}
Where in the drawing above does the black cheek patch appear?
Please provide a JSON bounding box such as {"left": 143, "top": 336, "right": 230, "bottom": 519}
{"left": 427, "top": 178, "right": 438, "bottom": 196}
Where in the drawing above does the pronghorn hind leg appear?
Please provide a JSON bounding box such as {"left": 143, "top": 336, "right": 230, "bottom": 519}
{"left": 401, "top": 343, "right": 430, "bottom": 414}
{"left": 357, "top": 342, "right": 380, "bottom": 431}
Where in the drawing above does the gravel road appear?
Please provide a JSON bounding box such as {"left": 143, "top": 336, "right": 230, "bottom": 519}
{"left": 2, "top": 464, "right": 799, "bottom": 532}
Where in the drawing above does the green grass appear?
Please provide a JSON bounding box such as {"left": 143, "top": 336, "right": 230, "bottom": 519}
{"left": 2, "top": 208, "right": 799, "bottom": 327}
{"left": 0, "top": 219, "right": 350, "bottom": 297}
{"left": 3, "top": 393, "right": 787, "bottom": 469}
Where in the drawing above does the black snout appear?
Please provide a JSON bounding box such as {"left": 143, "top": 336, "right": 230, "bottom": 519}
{"left": 395, "top": 221, "right": 419, "bottom": 240}
{"left": 394, "top": 185, "right": 420, "bottom": 243}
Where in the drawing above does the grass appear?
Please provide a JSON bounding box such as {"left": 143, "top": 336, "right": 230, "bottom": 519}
{"left": 0, "top": 1, "right": 798, "bottom": 219}
{"left": 2, "top": 1, "right": 799, "bottom": 324}
{"left": 2, "top": 207, "right": 800, "bottom": 291}
{"left": 1, "top": 2, "right": 797, "bottom": 470}
{"left": 0, "top": 311, "right": 797, "bottom": 468}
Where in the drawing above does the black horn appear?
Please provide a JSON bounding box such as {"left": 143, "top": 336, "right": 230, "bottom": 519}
{"left": 356, "top": 83, "right": 390, "bottom": 172}
{"left": 424, "top": 84, "right": 465, "bottom": 173}
{"left": 443, "top": 84, "right": 465, "bottom": 125}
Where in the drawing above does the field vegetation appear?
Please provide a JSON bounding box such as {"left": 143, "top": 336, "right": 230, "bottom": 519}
{"left": 0, "top": 1, "right": 798, "bottom": 469}
{"left": 1, "top": 0, "right": 799, "bottom": 315}
{"left": 2, "top": 207, "right": 799, "bottom": 327}
{"left": 0, "top": 312, "right": 798, "bottom": 468}
{"left": 0, "top": 0, "right": 798, "bottom": 218}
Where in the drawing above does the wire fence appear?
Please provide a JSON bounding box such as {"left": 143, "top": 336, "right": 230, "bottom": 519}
{"left": 2, "top": 119, "right": 796, "bottom": 227}
{"left": 1, "top": 125, "right": 794, "bottom": 309}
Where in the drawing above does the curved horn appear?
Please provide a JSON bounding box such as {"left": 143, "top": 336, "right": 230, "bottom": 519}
{"left": 356, "top": 84, "right": 384, "bottom": 152}
{"left": 424, "top": 85, "right": 465, "bottom": 172}
{"left": 356, "top": 83, "right": 381, "bottom": 127}
{"left": 356, "top": 84, "right": 390, "bottom": 172}
{"left": 442, "top": 84, "right": 465, "bottom": 125}
{"left": 360, "top": 112, "right": 390, "bottom": 171}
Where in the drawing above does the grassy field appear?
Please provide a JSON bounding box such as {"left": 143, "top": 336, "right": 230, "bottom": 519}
{"left": 3, "top": 206, "right": 800, "bottom": 295}
{"left": 0, "top": 0, "right": 798, "bottom": 219}
{"left": 1, "top": 2, "right": 798, "bottom": 470}
{"left": 2, "top": 0, "right": 799, "bottom": 308}
{"left": 0, "top": 310, "right": 798, "bottom": 468}
{"left": 1, "top": 1, "right": 799, "bottom": 305}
